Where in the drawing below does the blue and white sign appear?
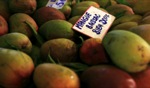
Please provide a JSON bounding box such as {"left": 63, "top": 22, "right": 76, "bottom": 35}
{"left": 72, "top": 6, "right": 116, "bottom": 40}
{"left": 46, "top": 0, "right": 67, "bottom": 9}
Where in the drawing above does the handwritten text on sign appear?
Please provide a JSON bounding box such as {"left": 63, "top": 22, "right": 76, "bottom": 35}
{"left": 72, "top": 6, "right": 116, "bottom": 40}
{"left": 46, "top": 0, "right": 67, "bottom": 9}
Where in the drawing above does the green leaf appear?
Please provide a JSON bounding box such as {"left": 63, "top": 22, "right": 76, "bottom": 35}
{"left": 24, "top": 21, "right": 44, "bottom": 46}
{"left": 115, "top": 10, "right": 126, "bottom": 19}
{"left": 62, "top": 62, "right": 89, "bottom": 72}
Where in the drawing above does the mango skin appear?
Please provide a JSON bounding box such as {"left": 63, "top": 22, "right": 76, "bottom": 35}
{"left": 102, "top": 30, "right": 150, "bottom": 73}
{"left": 0, "top": 48, "right": 34, "bottom": 88}
{"left": 40, "top": 38, "right": 78, "bottom": 63}
{"left": 8, "top": 0, "right": 37, "bottom": 15}
{"left": 9, "top": 13, "right": 38, "bottom": 38}
{"left": 0, "top": 32, "right": 32, "bottom": 54}
{"left": 39, "top": 20, "right": 74, "bottom": 41}
{"left": 33, "top": 63, "right": 80, "bottom": 88}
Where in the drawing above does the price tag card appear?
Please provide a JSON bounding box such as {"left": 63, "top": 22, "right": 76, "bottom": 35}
{"left": 72, "top": 6, "right": 116, "bottom": 40}
{"left": 46, "top": 0, "right": 67, "bottom": 9}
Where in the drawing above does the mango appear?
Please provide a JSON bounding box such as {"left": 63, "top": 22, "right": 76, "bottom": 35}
{"left": 111, "top": 21, "right": 138, "bottom": 31}
{"left": 106, "top": 4, "right": 134, "bottom": 18}
{"left": 33, "top": 63, "right": 80, "bottom": 88}
{"left": 0, "top": 48, "right": 34, "bottom": 88}
{"left": 0, "top": 15, "right": 8, "bottom": 36}
{"left": 33, "top": 7, "right": 66, "bottom": 27}
{"left": 8, "top": 0, "right": 37, "bottom": 15}
{"left": 102, "top": 30, "right": 150, "bottom": 73}
{"left": 0, "top": 32, "right": 32, "bottom": 54}
{"left": 81, "top": 65, "right": 136, "bottom": 88}
{"left": 40, "top": 38, "right": 78, "bottom": 63}
{"left": 80, "top": 38, "right": 108, "bottom": 65}
{"left": 68, "top": 16, "right": 81, "bottom": 25}
{"left": 129, "top": 24, "right": 150, "bottom": 45}
{"left": 39, "top": 20, "right": 75, "bottom": 40}
{"left": 112, "top": 14, "right": 142, "bottom": 27}
{"left": 59, "top": 4, "right": 72, "bottom": 20}
{"left": 132, "top": 0, "right": 150, "bottom": 15}
{"left": 9, "top": 13, "right": 38, "bottom": 38}
{"left": 139, "top": 15, "right": 150, "bottom": 25}
{"left": 71, "top": 1, "right": 100, "bottom": 17}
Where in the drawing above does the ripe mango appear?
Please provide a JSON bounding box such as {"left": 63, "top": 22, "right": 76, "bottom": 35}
{"left": 71, "top": 1, "right": 100, "bottom": 17}
{"left": 106, "top": 4, "right": 134, "bottom": 18}
{"left": 132, "top": 0, "right": 150, "bottom": 15}
{"left": 130, "top": 24, "right": 150, "bottom": 45}
{"left": 33, "top": 63, "right": 80, "bottom": 88}
{"left": 102, "top": 30, "right": 150, "bottom": 73}
{"left": 9, "top": 13, "right": 38, "bottom": 38}
{"left": 0, "top": 32, "right": 32, "bottom": 54}
{"left": 0, "top": 48, "right": 34, "bottom": 88}
{"left": 8, "top": 0, "right": 37, "bottom": 15}
{"left": 33, "top": 7, "right": 66, "bottom": 27}
{"left": 0, "top": 15, "right": 8, "bottom": 36}
{"left": 38, "top": 20, "right": 75, "bottom": 40}
{"left": 40, "top": 38, "right": 78, "bottom": 63}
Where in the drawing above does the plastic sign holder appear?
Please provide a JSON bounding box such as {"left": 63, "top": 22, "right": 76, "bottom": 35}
{"left": 46, "top": 0, "right": 67, "bottom": 9}
{"left": 72, "top": 6, "right": 116, "bottom": 40}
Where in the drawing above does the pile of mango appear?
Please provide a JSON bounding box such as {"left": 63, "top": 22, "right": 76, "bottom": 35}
{"left": 1, "top": 0, "right": 150, "bottom": 88}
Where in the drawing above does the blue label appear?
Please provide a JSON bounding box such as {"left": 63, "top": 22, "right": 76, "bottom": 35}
{"left": 46, "top": 0, "right": 67, "bottom": 9}
{"left": 92, "top": 24, "right": 103, "bottom": 34}
{"left": 72, "top": 6, "right": 116, "bottom": 39}
{"left": 50, "top": 0, "right": 56, "bottom": 2}
{"left": 75, "top": 12, "right": 92, "bottom": 29}
{"left": 86, "top": 14, "right": 100, "bottom": 29}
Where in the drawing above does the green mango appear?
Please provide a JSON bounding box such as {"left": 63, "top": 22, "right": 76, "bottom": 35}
{"left": 102, "top": 30, "right": 150, "bottom": 73}
{"left": 0, "top": 32, "right": 32, "bottom": 54}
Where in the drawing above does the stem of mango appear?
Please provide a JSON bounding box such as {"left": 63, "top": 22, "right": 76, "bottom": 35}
{"left": 24, "top": 21, "right": 44, "bottom": 46}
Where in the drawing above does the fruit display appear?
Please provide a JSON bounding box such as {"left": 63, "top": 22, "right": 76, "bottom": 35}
{"left": 1, "top": 0, "right": 150, "bottom": 88}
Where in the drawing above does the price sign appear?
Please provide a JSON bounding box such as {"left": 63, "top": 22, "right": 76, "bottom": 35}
{"left": 46, "top": 0, "right": 67, "bottom": 9}
{"left": 72, "top": 6, "right": 116, "bottom": 40}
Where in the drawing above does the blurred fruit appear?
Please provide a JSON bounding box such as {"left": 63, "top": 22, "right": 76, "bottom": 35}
{"left": 82, "top": 0, "right": 117, "bottom": 8}
{"left": 139, "top": 15, "right": 150, "bottom": 25}
{"left": 143, "top": 11, "right": 150, "bottom": 18}
{"left": 115, "top": 0, "right": 137, "bottom": 7}
{"left": 33, "top": 7, "right": 66, "bottom": 27}
{"left": 0, "top": 48, "right": 34, "bottom": 88}
{"left": 39, "top": 20, "right": 75, "bottom": 40}
{"left": 0, "top": 15, "right": 8, "bottom": 36}
{"left": 0, "top": 0, "right": 10, "bottom": 20}
{"left": 130, "top": 66, "right": 150, "bottom": 88}
{"left": 40, "top": 38, "right": 78, "bottom": 63}
{"left": 81, "top": 65, "right": 136, "bottom": 88}
{"left": 0, "top": 32, "right": 32, "bottom": 54}
{"left": 8, "top": 0, "right": 37, "bottom": 15}
{"left": 59, "top": 4, "right": 72, "bottom": 20}
{"left": 80, "top": 38, "right": 108, "bottom": 65}
{"left": 68, "top": 15, "right": 81, "bottom": 25}
{"left": 106, "top": 4, "right": 134, "bottom": 18}
{"left": 102, "top": 30, "right": 150, "bottom": 73}
{"left": 111, "top": 21, "right": 138, "bottom": 30}
{"left": 112, "top": 14, "right": 142, "bottom": 27}
{"left": 9, "top": 13, "right": 38, "bottom": 38}
{"left": 71, "top": 1, "right": 100, "bottom": 17}
{"left": 130, "top": 24, "right": 150, "bottom": 45}
{"left": 33, "top": 63, "right": 80, "bottom": 88}
{"left": 36, "top": 0, "right": 49, "bottom": 9}
{"left": 28, "top": 45, "right": 41, "bottom": 66}
{"left": 132, "top": 0, "right": 150, "bottom": 15}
